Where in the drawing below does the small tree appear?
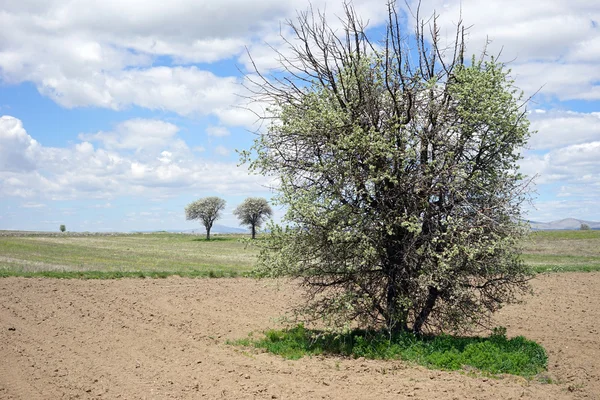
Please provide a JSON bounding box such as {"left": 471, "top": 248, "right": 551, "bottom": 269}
{"left": 243, "top": 2, "right": 533, "bottom": 334}
{"left": 234, "top": 197, "right": 273, "bottom": 239}
{"left": 59, "top": 224, "right": 66, "bottom": 233}
{"left": 580, "top": 223, "right": 591, "bottom": 231}
{"left": 185, "top": 197, "right": 226, "bottom": 240}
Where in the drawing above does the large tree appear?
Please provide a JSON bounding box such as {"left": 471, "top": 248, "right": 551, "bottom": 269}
{"left": 185, "top": 197, "right": 226, "bottom": 240}
{"left": 234, "top": 197, "right": 273, "bottom": 239}
{"left": 243, "top": 2, "right": 533, "bottom": 334}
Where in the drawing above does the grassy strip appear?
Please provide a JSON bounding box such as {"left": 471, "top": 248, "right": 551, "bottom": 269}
{"left": 234, "top": 325, "right": 547, "bottom": 377}
{"left": 522, "top": 230, "right": 600, "bottom": 274}
{"left": 527, "top": 230, "right": 600, "bottom": 240}
{"left": 0, "top": 269, "right": 244, "bottom": 279}
{"left": 532, "top": 265, "right": 600, "bottom": 273}
{"left": 0, "top": 233, "right": 257, "bottom": 277}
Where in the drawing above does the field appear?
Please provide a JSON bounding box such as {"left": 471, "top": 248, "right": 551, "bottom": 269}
{"left": 523, "top": 230, "right": 600, "bottom": 273}
{"left": 0, "top": 233, "right": 258, "bottom": 278}
{"left": 1, "top": 230, "right": 599, "bottom": 399}
{"left": 1, "top": 229, "right": 599, "bottom": 277}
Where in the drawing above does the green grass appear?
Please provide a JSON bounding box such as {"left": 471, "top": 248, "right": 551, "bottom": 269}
{"left": 2, "top": 229, "right": 599, "bottom": 279}
{"left": 522, "top": 230, "right": 600, "bottom": 273}
{"left": 0, "top": 269, "right": 242, "bottom": 279}
{"left": 0, "top": 232, "right": 258, "bottom": 278}
{"left": 232, "top": 325, "right": 548, "bottom": 378}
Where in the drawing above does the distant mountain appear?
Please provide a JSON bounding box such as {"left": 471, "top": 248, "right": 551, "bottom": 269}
{"left": 528, "top": 218, "right": 600, "bottom": 230}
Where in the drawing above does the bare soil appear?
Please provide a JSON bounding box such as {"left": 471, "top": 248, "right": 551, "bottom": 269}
{"left": 1, "top": 273, "right": 598, "bottom": 399}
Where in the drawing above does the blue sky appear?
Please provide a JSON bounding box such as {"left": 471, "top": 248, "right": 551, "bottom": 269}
{"left": 0, "top": 0, "right": 599, "bottom": 232}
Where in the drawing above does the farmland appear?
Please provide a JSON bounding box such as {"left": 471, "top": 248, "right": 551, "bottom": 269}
{"left": 523, "top": 230, "right": 600, "bottom": 273}
{"left": 0, "top": 230, "right": 599, "bottom": 399}
{"left": 0, "top": 233, "right": 257, "bottom": 278}
{"left": 1, "top": 229, "right": 599, "bottom": 277}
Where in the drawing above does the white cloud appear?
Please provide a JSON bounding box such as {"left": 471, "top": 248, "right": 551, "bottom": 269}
{"left": 409, "top": 0, "right": 599, "bottom": 60}
{"left": 206, "top": 126, "right": 230, "bottom": 137}
{"left": 568, "top": 34, "right": 600, "bottom": 63}
{"left": 214, "top": 99, "right": 268, "bottom": 130}
{"left": 0, "top": 0, "right": 598, "bottom": 115}
{"left": 0, "top": 115, "right": 269, "bottom": 201}
{"left": 2, "top": 0, "right": 600, "bottom": 226}
{"left": 406, "top": 0, "right": 600, "bottom": 101}
{"left": 528, "top": 110, "right": 600, "bottom": 150}
{"left": 521, "top": 141, "right": 600, "bottom": 185}
{"left": 4, "top": 0, "right": 596, "bottom": 125}
{"left": 513, "top": 62, "right": 600, "bottom": 101}
{"left": 35, "top": 67, "right": 242, "bottom": 117}
{"left": 0, "top": 0, "right": 389, "bottom": 123}
{"left": 214, "top": 145, "right": 230, "bottom": 157}
{"left": 20, "top": 202, "right": 46, "bottom": 209}
{"left": 525, "top": 198, "right": 600, "bottom": 222}
{"left": 0, "top": 116, "right": 41, "bottom": 172}
{"left": 80, "top": 119, "right": 180, "bottom": 151}
{"left": 518, "top": 107, "right": 600, "bottom": 221}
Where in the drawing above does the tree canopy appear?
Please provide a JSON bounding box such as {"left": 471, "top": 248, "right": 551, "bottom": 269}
{"left": 243, "top": 2, "right": 533, "bottom": 334}
{"left": 185, "top": 197, "right": 226, "bottom": 240}
{"left": 233, "top": 197, "right": 273, "bottom": 239}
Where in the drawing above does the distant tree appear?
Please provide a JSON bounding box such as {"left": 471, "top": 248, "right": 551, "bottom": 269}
{"left": 243, "top": 2, "right": 533, "bottom": 335}
{"left": 185, "top": 197, "right": 226, "bottom": 240}
{"left": 580, "top": 223, "right": 591, "bottom": 231}
{"left": 59, "top": 224, "right": 66, "bottom": 233}
{"left": 234, "top": 198, "right": 273, "bottom": 239}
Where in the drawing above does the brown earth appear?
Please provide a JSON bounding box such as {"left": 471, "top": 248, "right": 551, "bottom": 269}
{"left": 0, "top": 273, "right": 598, "bottom": 400}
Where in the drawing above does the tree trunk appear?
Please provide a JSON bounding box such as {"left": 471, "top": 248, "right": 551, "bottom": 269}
{"left": 251, "top": 224, "right": 256, "bottom": 239}
{"left": 385, "top": 273, "right": 408, "bottom": 334}
{"left": 206, "top": 224, "right": 211, "bottom": 240}
{"left": 412, "top": 286, "right": 439, "bottom": 334}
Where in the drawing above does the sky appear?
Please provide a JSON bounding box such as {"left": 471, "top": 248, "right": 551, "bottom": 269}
{"left": 0, "top": 0, "right": 599, "bottom": 232}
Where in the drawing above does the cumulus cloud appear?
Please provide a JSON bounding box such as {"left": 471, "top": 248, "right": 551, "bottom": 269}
{"left": 513, "top": 62, "right": 600, "bottom": 101}
{"left": 406, "top": 0, "right": 600, "bottom": 100}
{"left": 525, "top": 198, "right": 600, "bottom": 222}
{"left": 2, "top": 0, "right": 596, "bottom": 121}
{"left": 528, "top": 111, "right": 600, "bottom": 150}
{"left": 521, "top": 141, "right": 600, "bottom": 189}
{"left": 0, "top": 115, "right": 269, "bottom": 201}
{"left": 206, "top": 126, "right": 230, "bottom": 138}
{"left": 79, "top": 119, "right": 181, "bottom": 151}
{"left": 37, "top": 67, "right": 241, "bottom": 117}
{"left": 0, "top": 116, "right": 41, "bottom": 172}
{"left": 2, "top": 0, "right": 600, "bottom": 224}
{"left": 214, "top": 145, "right": 230, "bottom": 157}
{"left": 0, "top": 0, "right": 392, "bottom": 124}
{"left": 0, "top": 0, "right": 598, "bottom": 113}
{"left": 520, "top": 141, "right": 600, "bottom": 221}
{"left": 408, "top": 0, "right": 599, "bottom": 60}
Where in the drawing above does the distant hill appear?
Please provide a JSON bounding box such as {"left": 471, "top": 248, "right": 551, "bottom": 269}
{"left": 528, "top": 218, "right": 600, "bottom": 230}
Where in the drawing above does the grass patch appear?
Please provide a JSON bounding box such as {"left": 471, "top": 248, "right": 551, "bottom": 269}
{"left": 233, "top": 325, "right": 547, "bottom": 378}
{"left": 531, "top": 264, "right": 600, "bottom": 273}
{"left": 527, "top": 230, "right": 600, "bottom": 240}
{"left": 0, "top": 232, "right": 258, "bottom": 278}
{"left": 190, "top": 236, "right": 239, "bottom": 242}
{"left": 2, "top": 230, "right": 599, "bottom": 278}
{"left": 0, "top": 268, "right": 244, "bottom": 279}
{"left": 522, "top": 230, "right": 600, "bottom": 273}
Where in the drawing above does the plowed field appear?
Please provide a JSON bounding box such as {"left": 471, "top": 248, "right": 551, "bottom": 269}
{"left": 1, "top": 273, "right": 598, "bottom": 399}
